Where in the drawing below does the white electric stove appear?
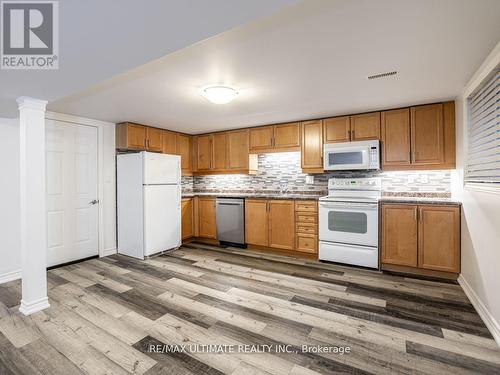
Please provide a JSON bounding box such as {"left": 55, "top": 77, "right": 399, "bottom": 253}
{"left": 319, "top": 177, "right": 381, "bottom": 269}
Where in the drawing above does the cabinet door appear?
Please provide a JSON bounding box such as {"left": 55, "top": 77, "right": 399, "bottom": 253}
{"left": 197, "top": 134, "right": 213, "bottom": 170}
{"left": 162, "top": 130, "right": 177, "bottom": 154}
{"left": 181, "top": 198, "right": 194, "bottom": 240}
{"left": 273, "top": 123, "right": 300, "bottom": 149}
{"left": 245, "top": 200, "right": 268, "bottom": 246}
{"left": 212, "top": 133, "right": 228, "bottom": 170}
{"left": 350, "top": 112, "right": 380, "bottom": 141}
{"left": 177, "top": 134, "right": 192, "bottom": 173}
{"left": 418, "top": 205, "right": 460, "bottom": 273}
{"left": 411, "top": 104, "right": 444, "bottom": 165}
{"left": 323, "top": 116, "right": 350, "bottom": 143}
{"left": 381, "top": 204, "right": 418, "bottom": 267}
{"left": 116, "top": 123, "right": 146, "bottom": 150}
{"left": 146, "top": 127, "right": 163, "bottom": 152}
{"left": 198, "top": 198, "right": 216, "bottom": 239}
{"left": 249, "top": 126, "right": 273, "bottom": 151}
{"left": 381, "top": 108, "right": 411, "bottom": 166}
{"left": 268, "top": 200, "right": 295, "bottom": 250}
{"left": 227, "top": 129, "right": 249, "bottom": 170}
{"left": 301, "top": 120, "right": 323, "bottom": 171}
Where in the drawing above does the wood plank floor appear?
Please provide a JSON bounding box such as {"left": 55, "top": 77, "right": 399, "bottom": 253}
{"left": 0, "top": 242, "right": 499, "bottom": 375}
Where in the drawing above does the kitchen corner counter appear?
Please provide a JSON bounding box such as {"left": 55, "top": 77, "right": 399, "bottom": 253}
{"left": 182, "top": 192, "right": 324, "bottom": 200}
{"left": 380, "top": 196, "right": 461, "bottom": 206}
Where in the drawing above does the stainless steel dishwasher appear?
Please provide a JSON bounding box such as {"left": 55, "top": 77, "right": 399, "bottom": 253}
{"left": 216, "top": 198, "right": 245, "bottom": 247}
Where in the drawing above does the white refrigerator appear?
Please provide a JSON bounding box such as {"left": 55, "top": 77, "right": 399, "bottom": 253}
{"left": 117, "top": 151, "right": 181, "bottom": 259}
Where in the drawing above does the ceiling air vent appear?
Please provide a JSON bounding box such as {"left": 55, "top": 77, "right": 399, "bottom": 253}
{"left": 367, "top": 71, "right": 398, "bottom": 80}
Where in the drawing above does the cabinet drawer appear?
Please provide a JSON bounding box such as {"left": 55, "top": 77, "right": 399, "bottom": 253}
{"left": 296, "top": 224, "right": 317, "bottom": 234}
{"left": 296, "top": 234, "right": 318, "bottom": 253}
{"left": 296, "top": 213, "right": 317, "bottom": 223}
{"left": 295, "top": 201, "right": 317, "bottom": 213}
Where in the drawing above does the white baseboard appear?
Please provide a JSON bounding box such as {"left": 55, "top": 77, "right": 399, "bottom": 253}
{"left": 19, "top": 297, "right": 50, "bottom": 316}
{"left": 101, "top": 247, "right": 117, "bottom": 257}
{"left": 458, "top": 274, "right": 500, "bottom": 346}
{"left": 0, "top": 270, "right": 21, "bottom": 284}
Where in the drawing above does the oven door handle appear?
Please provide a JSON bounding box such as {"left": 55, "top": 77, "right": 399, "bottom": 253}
{"left": 319, "top": 202, "right": 379, "bottom": 210}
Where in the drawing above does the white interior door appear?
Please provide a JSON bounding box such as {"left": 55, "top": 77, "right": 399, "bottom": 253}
{"left": 46, "top": 120, "right": 99, "bottom": 267}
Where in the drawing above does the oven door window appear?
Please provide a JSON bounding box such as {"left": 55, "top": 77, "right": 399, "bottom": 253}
{"left": 328, "top": 211, "right": 367, "bottom": 234}
{"left": 328, "top": 151, "right": 363, "bottom": 166}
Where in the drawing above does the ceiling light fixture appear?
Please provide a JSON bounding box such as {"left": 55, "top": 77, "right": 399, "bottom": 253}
{"left": 200, "top": 85, "right": 239, "bottom": 104}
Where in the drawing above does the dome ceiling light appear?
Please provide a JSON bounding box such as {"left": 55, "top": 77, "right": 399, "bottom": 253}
{"left": 200, "top": 85, "right": 239, "bottom": 104}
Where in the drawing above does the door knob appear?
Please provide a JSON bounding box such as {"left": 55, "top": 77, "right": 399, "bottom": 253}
{"left": 89, "top": 199, "right": 99, "bottom": 205}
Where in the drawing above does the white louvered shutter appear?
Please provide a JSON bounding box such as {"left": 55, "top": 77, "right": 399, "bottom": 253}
{"left": 466, "top": 68, "right": 500, "bottom": 185}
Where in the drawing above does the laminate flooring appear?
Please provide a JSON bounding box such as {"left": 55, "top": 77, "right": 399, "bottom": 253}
{"left": 0, "top": 242, "right": 499, "bottom": 374}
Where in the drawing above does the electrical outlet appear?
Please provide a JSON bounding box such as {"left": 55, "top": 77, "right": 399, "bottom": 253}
{"left": 420, "top": 175, "right": 429, "bottom": 183}
{"left": 408, "top": 175, "right": 416, "bottom": 183}
{"left": 305, "top": 175, "right": 314, "bottom": 184}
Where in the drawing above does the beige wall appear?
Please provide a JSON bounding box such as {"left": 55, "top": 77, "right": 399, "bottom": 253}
{"left": 451, "top": 41, "right": 500, "bottom": 343}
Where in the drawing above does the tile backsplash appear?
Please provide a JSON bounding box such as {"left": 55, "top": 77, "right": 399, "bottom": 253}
{"left": 182, "top": 152, "right": 451, "bottom": 195}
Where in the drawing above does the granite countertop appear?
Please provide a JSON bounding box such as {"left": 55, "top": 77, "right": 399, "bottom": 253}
{"left": 182, "top": 192, "right": 461, "bottom": 205}
{"left": 379, "top": 196, "right": 461, "bottom": 206}
{"left": 182, "top": 192, "right": 324, "bottom": 200}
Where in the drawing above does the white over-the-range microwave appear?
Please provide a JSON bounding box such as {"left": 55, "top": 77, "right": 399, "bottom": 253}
{"left": 323, "top": 140, "right": 380, "bottom": 171}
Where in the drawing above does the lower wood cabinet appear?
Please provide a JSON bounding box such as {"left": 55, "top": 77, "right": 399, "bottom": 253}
{"left": 381, "top": 203, "right": 460, "bottom": 278}
{"left": 198, "top": 197, "right": 217, "bottom": 239}
{"left": 245, "top": 199, "right": 317, "bottom": 254}
{"left": 295, "top": 200, "right": 318, "bottom": 253}
{"left": 181, "top": 198, "right": 194, "bottom": 240}
{"left": 268, "top": 200, "right": 295, "bottom": 250}
{"left": 245, "top": 200, "right": 269, "bottom": 246}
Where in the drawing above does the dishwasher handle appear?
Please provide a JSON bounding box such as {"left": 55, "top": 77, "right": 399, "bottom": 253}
{"left": 217, "top": 202, "right": 244, "bottom": 206}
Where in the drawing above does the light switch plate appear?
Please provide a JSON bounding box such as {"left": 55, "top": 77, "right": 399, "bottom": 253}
{"left": 305, "top": 175, "right": 314, "bottom": 184}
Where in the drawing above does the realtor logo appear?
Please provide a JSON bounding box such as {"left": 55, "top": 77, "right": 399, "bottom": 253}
{"left": 1, "top": 1, "right": 58, "bottom": 69}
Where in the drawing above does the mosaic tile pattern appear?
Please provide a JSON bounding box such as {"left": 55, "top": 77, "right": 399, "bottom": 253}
{"left": 182, "top": 152, "right": 451, "bottom": 196}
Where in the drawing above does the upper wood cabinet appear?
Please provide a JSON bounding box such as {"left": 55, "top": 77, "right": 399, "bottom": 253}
{"left": 323, "top": 113, "right": 379, "bottom": 143}
{"left": 212, "top": 133, "right": 228, "bottom": 170}
{"left": 198, "top": 197, "right": 216, "bottom": 239}
{"left": 162, "top": 130, "right": 177, "bottom": 154}
{"left": 323, "top": 116, "right": 350, "bottom": 143}
{"left": 381, "top": 202, "right": 461, "bottom": 278}
{"left": 301, "top": 120, "right": 323, "bottom": 173}
{"left": 381, "top": 204, "right": 418, "bottom": 267}
{"left": 196, "top": 134, "right": 213, "bottom": 171}
{"left": 350, "top": 112, "right": 380, "bottom": 141}
{"left": 245, "top": 200, "right": 269, "bottom": 246}
{"left": 382, "top": 102, "right": 455, "bottom": 171}
{"left": 273, "top": 123, "right": 301, "bottom": 149}
{"left": 249, "top": 123, "right": 300, "bottom": 153}
{"left": 411, "top": 103, "right": 444, "bottom": 165}
{"left": 268, "top": 200, "right": 295, "bottom": 250}
{"left": 181, "top": 198, "right": 194, "bottom": 240}
{"left": 381, "top": 108, "right": 411, "bottom": 166}
{"left": 116, "top": 123, "right": 147, "bottom": 150}
{"left": 418, "top": 205, "right": 460, "bottom": 273}
{"left": 146, "top": 127, "right": 163, "bottom": 152}
{"left": 227, "top": 129, "right": 249, "bottom": 170}
{"left": 177, "top": 134, "right": 192, "bottom": 174}
{"left": 249, "top": 126, "right": 273, "bottom": 151}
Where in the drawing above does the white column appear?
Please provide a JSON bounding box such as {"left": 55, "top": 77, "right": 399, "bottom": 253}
{"left": 17, "top": 96, "right": 50, "bottom": 316}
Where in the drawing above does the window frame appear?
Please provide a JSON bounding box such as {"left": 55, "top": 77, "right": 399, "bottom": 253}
{"left": 463, "top": 55, "right": 500, "bottom": 194}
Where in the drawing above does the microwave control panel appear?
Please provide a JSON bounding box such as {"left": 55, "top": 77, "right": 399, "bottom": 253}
{"left": 369, "top": 146, "right": 379, "bottom": 168}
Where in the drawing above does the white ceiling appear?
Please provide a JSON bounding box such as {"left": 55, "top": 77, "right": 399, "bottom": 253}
{"left": 0, "top": 0, "right": 298, "bottom": 117}
{"left": 49, "top": 0, "right": 500, "bottom": 134}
